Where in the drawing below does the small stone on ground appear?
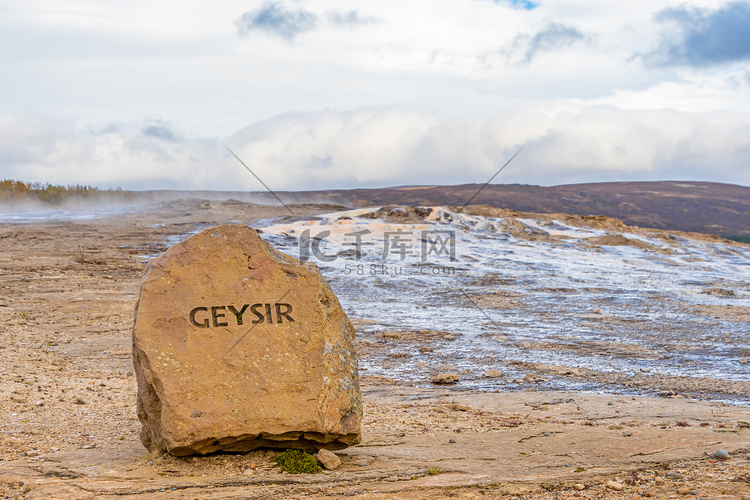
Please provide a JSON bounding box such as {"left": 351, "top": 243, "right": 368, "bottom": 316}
{"left": 316, "top": 449, "right": 342, "bottom": 470}
{"left": 713, "top": 449, "right": 729, "bottom": 459}
{"left": 606, "top": 480, "right": 624, "bottom": 491}
{"left": 432, "top": 373, "right": 460, "bottom": 385}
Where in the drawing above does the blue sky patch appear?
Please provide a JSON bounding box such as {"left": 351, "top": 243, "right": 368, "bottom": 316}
{"left": 235, "top": 2, "right": 318, "bottom": 40}
{"left": 479, "top": 0, "right": 538, "bottom": 9}
{"left": 509, "top": 0, "right": 538, "bottom": 9}
{"left": 645, "top": 1, "right": 750, "bottom": 67}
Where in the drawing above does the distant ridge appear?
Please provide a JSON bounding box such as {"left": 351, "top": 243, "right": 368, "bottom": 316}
{"left": 17, "top": 180, "right": 741, "bottom": 240}
{"left": 262, "top": 181, "right": 749, "bottom": 240}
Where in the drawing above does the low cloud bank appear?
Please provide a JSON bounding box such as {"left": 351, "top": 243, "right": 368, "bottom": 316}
{"left": 1, "top": 105, "right": 749, "bottom": 191}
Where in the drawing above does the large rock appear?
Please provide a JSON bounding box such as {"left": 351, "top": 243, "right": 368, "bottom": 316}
{"left": 132, "top": 224, "right": 361, "bottom": 456}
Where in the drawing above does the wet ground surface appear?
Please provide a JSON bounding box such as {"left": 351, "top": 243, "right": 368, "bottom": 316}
{"left": 1, "top": 198, "right": 749, "bottom": 499}
{"left": 256, "top": 205, "right": 750, "bottom": 404}
{"left": 2, "top": 200, "right": 748, "bottom": 403}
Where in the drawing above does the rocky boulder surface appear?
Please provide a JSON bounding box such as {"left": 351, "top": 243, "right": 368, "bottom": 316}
{"left": 132, "top": 224, "right": 361, "bottom": 456}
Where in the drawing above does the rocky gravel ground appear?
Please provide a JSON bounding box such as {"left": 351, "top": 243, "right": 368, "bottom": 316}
{"left": 1, "top": 199, "right": 749, "bottom": 499}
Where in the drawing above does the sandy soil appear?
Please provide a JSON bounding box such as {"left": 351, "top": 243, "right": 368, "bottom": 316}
{"left": 1, "top": 199, "right": 749, "bottom": 499}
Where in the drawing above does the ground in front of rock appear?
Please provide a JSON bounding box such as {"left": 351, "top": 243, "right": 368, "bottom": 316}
{"left": 1, "top": 200, "right": 749, "bottom": 499}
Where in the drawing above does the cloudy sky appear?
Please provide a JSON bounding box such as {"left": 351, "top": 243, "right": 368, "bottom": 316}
{"left": 1, "top": 0, "right": 749, "bottom": 191}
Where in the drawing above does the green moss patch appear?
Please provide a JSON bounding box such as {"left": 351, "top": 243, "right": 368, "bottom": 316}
{"left": 274, "top": 449, "right": 322, "bottom": 474}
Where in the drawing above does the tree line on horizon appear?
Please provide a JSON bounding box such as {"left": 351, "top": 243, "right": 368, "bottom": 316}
{"left": 0, "top": 179, "right": 132, "bottom": 205}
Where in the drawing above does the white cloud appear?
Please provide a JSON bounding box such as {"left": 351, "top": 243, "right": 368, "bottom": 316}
{"left": 3, "top": 105, "right": 750, "bottom": 191}
{"left": 1, "top": 1, "right": 749, "bottom": 190}
{"left": 0, "top": 114, "right": 221, "bottom": 189}
{"left": 223, "top": 104, "right": 750, "bottom": 189}
{"left": 590, "top": 68, "right": 750, "bottom": 112}
{"left": 641, "top": 1, "right": 750, "bottom": 68}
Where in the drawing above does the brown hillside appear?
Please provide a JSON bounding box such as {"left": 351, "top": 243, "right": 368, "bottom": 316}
{"left": 269, "top": 181, "right": 750, "bottom": 239}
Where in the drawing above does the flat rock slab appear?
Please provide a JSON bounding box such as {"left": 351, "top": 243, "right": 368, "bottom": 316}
{"left": 4, "top": 389, "right": 750, "bottom": 500}
{"left": 132, "top": 224, "right": 361, "bottom": 456}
